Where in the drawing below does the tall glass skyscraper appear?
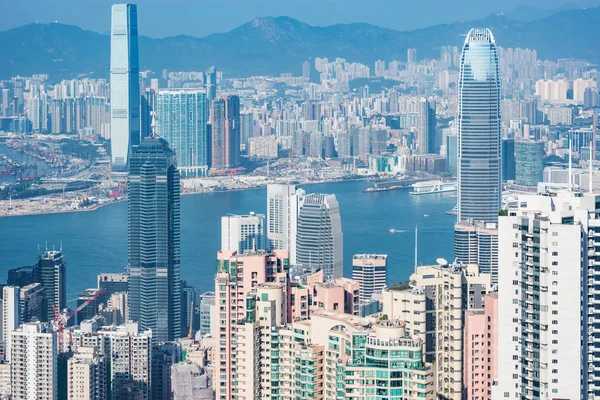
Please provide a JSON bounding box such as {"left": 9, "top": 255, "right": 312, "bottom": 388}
{"left": 157, "top": 90, "right": 210, "bottom": 177}
{"left": 296, "top": 193, "right": 343, "bottom": 280}
{"left": 457, "top": 28, "right": 501, "bottom": 224}
{"left": 110, "top": 4, "right": 141, "bottom": 171}
{"left": 128, "top": 135, "right": 181, "bottom": 342}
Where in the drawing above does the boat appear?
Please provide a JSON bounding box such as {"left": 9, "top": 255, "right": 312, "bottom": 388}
{"left": 423, "top": 214, "right": 429, "bottom": 218}
{"left": 389, "top": 229, "right": 396, "bottom": 233}
{"left": 445, "top": 205, "right": 458, "bottom": 215}
{"left": 410, "top": 180, "right": 457, "bottom": 195}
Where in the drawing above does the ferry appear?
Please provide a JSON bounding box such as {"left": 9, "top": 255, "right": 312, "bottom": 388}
{"left": 410, "top": 180, "right": 457, "bottom": 195}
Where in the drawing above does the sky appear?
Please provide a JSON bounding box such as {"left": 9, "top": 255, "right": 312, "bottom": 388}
{"left": 0, "top": 0, "right": 598, "bottom": 38}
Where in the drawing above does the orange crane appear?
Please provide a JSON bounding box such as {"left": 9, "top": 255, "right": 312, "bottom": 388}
{"left": 52, "top": 288, "right": 106, "bottom": 352}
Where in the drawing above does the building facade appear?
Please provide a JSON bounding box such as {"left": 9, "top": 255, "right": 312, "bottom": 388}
{"left": 67, "top": 346, "right": 107, "bottom": 400}
{"left": 457, "top": 28, "right": 501, "bottom": 224}
{"left": 211, "top": 95, "right": 240, "bottom": 170}
{"left": 266, "top": 184, "right": 305, "bottom": 264}
{"left": 454, "top": 220, "right": 499, "bottom": 284}
{"left": 515, "top": 139, "right": 544, "bottom": 186}
{"left": 352, "top": 254, "right": 387, "bottom": 303}
{"left": 220, "top": 213, "right": 265, "bottom": 254}
{"left": 157, "top": 89, "right": 210, "bottom": 177}
{"left": 495, "top": 191, "right": 600, "bottom": 399}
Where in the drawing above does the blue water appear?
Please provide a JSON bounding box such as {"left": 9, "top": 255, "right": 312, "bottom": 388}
{"left": 0, "top": 180, "right": 456, "bottom": 303}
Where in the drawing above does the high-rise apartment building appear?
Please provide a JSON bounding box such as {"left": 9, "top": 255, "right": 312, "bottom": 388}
{"left": 266, "top": 184, "right": 305, "bottom": 263}
{"left": 1, "top": 286, "right": 20, "bottom": 362}
{"left": 454, "top": 220, "right": 499, "bottom": 284}
{"left": 110, "top": 4, "right": 141, "bottom": 170}
{"left": 382, "top": 263, "right": 492, "bottom": 400}
{"left": 220, "top": 213, "right": 265, "bottom": 254}
{"left": 211, "top": 95, "right": 240, "bottom": 170}
{"left": 464, "top": 292, "right": 498, "bottom": 400}
{"left": 151, "top": 342, "right": 181, "bottom": 400}
{"left": 457, "top": 28, "right": 501, "bottom": 224}
{"left": 495, "top": 191, "right": 600, "bottom": 399}
{"left": 158, "top": 89, "right": 210, "bottom": 177}
{"left": 296, "top": 193, "right": 343, "bottom": 280}
{"left": 67, "top": 346, "right": 107, "bottom": 400}
{"left": 128, "top": 135, "right": 181, "bottom": 342}
{"left": 10, "top": 322, "right": 57, "bottom": 400}
{"left": 352, "top": 254, "right": 387, "bottom": 303}
{"left": 214, "top": 249, "right": 289, "bottom": 399}
{"left": 35, "top": 250, "right": 66, "bottom": 322}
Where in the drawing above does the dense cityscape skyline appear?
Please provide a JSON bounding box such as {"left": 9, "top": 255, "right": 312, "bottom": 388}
{"left": 4, "top": 0, "right": 600, "bottom": 398}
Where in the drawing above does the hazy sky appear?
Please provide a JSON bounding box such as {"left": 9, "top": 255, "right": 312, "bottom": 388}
{"left": 0, "top": 0, "right": 598, "bottom": 37}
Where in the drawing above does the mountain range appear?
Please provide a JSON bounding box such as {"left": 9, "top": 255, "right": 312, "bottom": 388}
{"left": 1, "top": 6, "right": 599, "bottom": 81}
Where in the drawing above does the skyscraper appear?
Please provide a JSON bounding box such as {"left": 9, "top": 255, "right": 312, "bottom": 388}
{"left": 204, "top": 67, "right": 217, "bottom": 104}
{"left": 211, "top": 95, "right": 240, "bottom": 170}
{"left": 457, "top": 28, "right": 501, "bottom": 224}
{"left": 158, "top": 89, "right": 210, "bottom": 177}
{"left": 296, "top": 193, "right": 343, "bottom": 280}
{"left": 417, "top": 97, "right": 436, "bottom": 154}
{"left": 221, "top": 213, "right": 265, "bottom": 254}
{"left": 128, "top": 135, "right": 181, "bottom": 342}
{"left": 35, "top": 250, "right": 66, "bottom": 322}
{"left": 110, "top": 4, "right": 141, "bottom": 170}
{"left": 266, "top": 184, "right": 305, "bottom": 262}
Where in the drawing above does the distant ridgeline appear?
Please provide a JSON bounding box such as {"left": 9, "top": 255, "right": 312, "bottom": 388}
{"left": 1, "top": 7, "right": 600, "bottom": 80}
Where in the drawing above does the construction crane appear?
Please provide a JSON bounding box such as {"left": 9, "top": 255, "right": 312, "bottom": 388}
{"left": 52, "top": 288, "right": 106, "bottom": 353}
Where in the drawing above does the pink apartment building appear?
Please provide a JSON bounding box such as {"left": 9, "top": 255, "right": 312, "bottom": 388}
{"left": 464, "top": 292, "right": 498, "bottom": 400}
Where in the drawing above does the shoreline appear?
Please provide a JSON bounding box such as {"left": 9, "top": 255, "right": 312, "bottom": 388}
{"left": 0, "top": 176, "right": 374, "bottom": 219}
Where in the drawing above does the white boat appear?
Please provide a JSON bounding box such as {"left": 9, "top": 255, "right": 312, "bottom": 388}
{"left": 410, "top": 180, "right": 457, "bottom": 195}
{"left": 389, "top": 229, "right": 396, "bottom": 233}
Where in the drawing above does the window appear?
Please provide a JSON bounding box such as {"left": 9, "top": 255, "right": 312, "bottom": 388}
{"left": 552, "top": 251, "right": 558, "bottom": 256}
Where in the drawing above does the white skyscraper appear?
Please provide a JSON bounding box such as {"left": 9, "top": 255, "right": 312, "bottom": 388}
{"left": 296, "top": 193, "right": 343, "bottom": 280}
{"left": 2, "top": 286, "right": 20, "bottom": 362}
{"left": 221, "top": 213, "right": 265, "bottom": 254}
{"left": 266, "top": 184, "right": 305, "bottom": 263}
{"left": 110, "top": 4, "right": 141, "bottom": 170}
{"left": 10, "top": 323, "right": 57, "bottom": 400}
{"left": 494, "top": 191, "right": 600, "bottom": 399}
{"left": 457, "top": 28, "right": 501, "bottom": 224}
